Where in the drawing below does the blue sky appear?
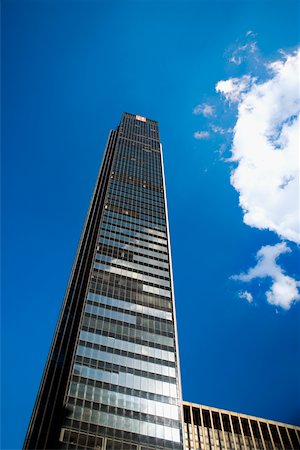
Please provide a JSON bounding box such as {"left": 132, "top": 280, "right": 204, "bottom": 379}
{"left": 2, "top": 1, "right": 300, "bottom": 448}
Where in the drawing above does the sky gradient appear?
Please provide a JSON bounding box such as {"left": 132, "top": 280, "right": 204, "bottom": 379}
{"left": 2, "top": 1, "right": 300, "bottom": 449}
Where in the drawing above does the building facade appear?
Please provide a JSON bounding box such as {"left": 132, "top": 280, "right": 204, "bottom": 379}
{"left": 183, "top": 401, "right": 300, "bottom": 450}
{"left": 24, "top": 113, "right": 184, "bottom": 450}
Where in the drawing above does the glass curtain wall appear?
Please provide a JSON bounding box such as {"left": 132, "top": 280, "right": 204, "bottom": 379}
{"left": 59, "top": 113, "right": 184, "bottom": 450}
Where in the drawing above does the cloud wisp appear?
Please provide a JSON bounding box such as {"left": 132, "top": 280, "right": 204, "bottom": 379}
{"left": 216, "top": 47, "right": 300, "bottom": 309}
{"left": 211, "top": 125, "right": 232, "bottom": 135}
{"left": 239, "top": 291, "right": 253, "bottom": 303}
{"left": 229, "top": 42, "right": 257, "bottom": 65}
{"left": 233, "top": 243, "right": 300, "bottom": 310}
{"left": 228, "top": 31, "right": 258, "bottom": 66}
{"left": 193, "top": 130, "right": 210, "bottom": 140}
{"left": 193, "top": 103, "right": 215, "bottom": 117}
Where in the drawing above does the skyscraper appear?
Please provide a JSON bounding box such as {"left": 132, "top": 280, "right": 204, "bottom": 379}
{"left": 24, "top": 113, "right": 184, "bottom": 450}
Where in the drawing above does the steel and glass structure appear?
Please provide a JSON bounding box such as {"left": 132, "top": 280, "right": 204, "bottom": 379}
{"left": 183, "top": 401, "right": 300, "bottom": 450}
{"left": 24, "top": 113, "right": 184, "bottom": 450}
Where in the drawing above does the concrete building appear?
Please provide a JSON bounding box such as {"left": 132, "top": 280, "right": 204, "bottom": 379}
{"left": 183, "top": 401, "right": 300, "bottom": 450}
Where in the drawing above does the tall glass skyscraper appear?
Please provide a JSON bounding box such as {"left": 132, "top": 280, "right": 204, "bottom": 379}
{"left": 24, "top": 113, "right": 184, "bottom": 450}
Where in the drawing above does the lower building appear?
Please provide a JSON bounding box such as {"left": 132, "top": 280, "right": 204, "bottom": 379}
{"left": 183, "top": 401, "right": 300, "bottom": 450}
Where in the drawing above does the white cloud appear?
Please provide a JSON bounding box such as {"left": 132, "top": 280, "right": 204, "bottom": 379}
{"left": 217, "top": 49, "right": 300, "bottom": 244}
{"left": 233, "top": 243, "right": 300, "bottom": 309}
{"left": 216, "top": 75, "right": 255, "bottom": 103}
{"left": 216, "top": 48, "right": 300, "bottom": 309}
{"left": 194, "top": 131, "right": 210, "bottom": 139}
{"left": 193, "top": 103, "right": 215, "bottom": 117}
{"left": 239, "top": 291, "right": 253, "bottom": 303}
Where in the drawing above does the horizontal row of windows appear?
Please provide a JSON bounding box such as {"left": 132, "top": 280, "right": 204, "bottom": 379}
{"left": 117, "top": 132, "right": 160, "bottom": 149}
{"left": 116, "top": 148, "right": 160, "bottom": 162}
{"left": 73, "top": 364, "right": 178, "bottom": 398}
{"left": 89, "top": 271, "right": 172, "bottom": 308}
{"left": 97, "top": 244, "right": 169, "bottom": 268}
{"left": 102, "top": 214, "right": 167, "bottom": 239}
{"left": 71, "top": 369, "right": 178, "bottom": 407}
{"left": 87, "top": 292, "right": 172, "bottom": 321}
{"left": 107, "top": 189, "right": 164, "bottom": 210}
{"left": 119, "top": 119, "right": 156, "bottom": 130}
{"left": 67, "top": 405, "right": 181, "bottom": 443}
{"left": 104, "top": 206, "right": 165, "bottom": 230}
{"left": 143, "top": 283, "right": 171, "bottom": 298}
{"left": 76, "top": 345, "right": 176, "bottom": 379}
{"left": 85, "top": 304, "right": 136, "bottom": 325}
{"left": 132, "top": 253, "right": 169, "bottom": 269}
{"left": 92, "top": 263, "right": 171, "bottom": 301}
{"left": 114, "top": 150, "right": 161, "bottom": 163}
{"left": 112, "top": 167, "right": 160, "bottom": 183}
{"left": 93, "top": 262, "right": 170, "bottom": 289}
{"left": 114, "top": 145, "right": 160, "bottom": 160}
{"left": 79, "top": 331, "right": 175, "bottom": 362}
{"left": 91, "top": 269, "right": 171, "bottom": 304}
{"left": 111, "top": 172, "right": 162, "bottom": 189}
{"left": 86, "top": 301, "right": 172, "bottom": 330}
{"left": 119, "top": 127, "right": 160, "bottom": 142}
{"left": 82, "top": 315, "right": 174, "bottom": 347}
{"left": 60, "top": 428, "right": 103, "bottom": 449}
{"left": 111, "top": 173, "right": 163, "bottom": 194}
{"left": 74, "top": 354, "right": 174, "bottom": 386}
{"left": 117, "top": 139, "right": 160, "bottom": 154}
{"left": 109, "top": 174, "right": 162, "bottom": 191}
{"left": 61, "top": 421, "right": 182, "bottom": 450}
{"left": 112, "top": 162, "right": 162, "bottom": 179}
{"left": 95, "top": 253, "right": 170, "bottom": 280}
{"left": 77, "top": 340, "right": 176, "bottom": 372}
{"left": 104, "top": 210, "right": 166, "bottom": 232}
{"left": 82, "top": 312, "right": 174, "bottom": 344}
{"left": 118, "top": 129, "right": 160, "bottom": 143}
{"left": 101, "top": 223, "right": 167, "bottom": 246}
{"left": 111, "top": 172, "right": 162, "bottom": 187}
{"left": 106, "top": 190, "right": 165, "bottom": 214}
{"left": 68, "top": 382, "right": 179, "bottom": 421}
{"left": 120, "top": 120, "right": 159, "bottom": 131}
{"left": 109, "top": 179, "right": 164, "bottom": 201}
{"left": 98, "top": 238, "right": 169, "bottom": 264}
{"left": 108, "top": 187, "right": 165, "bottom": 209}
{"left": 67, "top": 399, "right": 180, "bottom": 434}
{"left": 95, "top": 254, "right": 169, "bottom": 278}
{"left": 112, "top": 166, "right": 162, "bottom": 183}
{"left": 99, "top": 231, "right": 168, "bottom": 254}
{"left": 85, "top": 303, "right": 173, "bottom": 335}
{"left": 113, "top": 154, "right": 161, "bottom": 167}
{"left": 106, "top": 200, "right": 165, "bottom": 223}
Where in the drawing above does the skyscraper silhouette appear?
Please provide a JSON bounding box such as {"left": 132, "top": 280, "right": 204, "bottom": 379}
{"left": 24, "top": 113, "right": 184, "bottom": 450}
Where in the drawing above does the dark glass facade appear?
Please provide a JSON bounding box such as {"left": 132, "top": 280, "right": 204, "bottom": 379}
{"left": 183, "top": 402, "right": 300, "bottom": 450}
{"left": 24, "top": 113, "right": 184, "bottom": 450}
